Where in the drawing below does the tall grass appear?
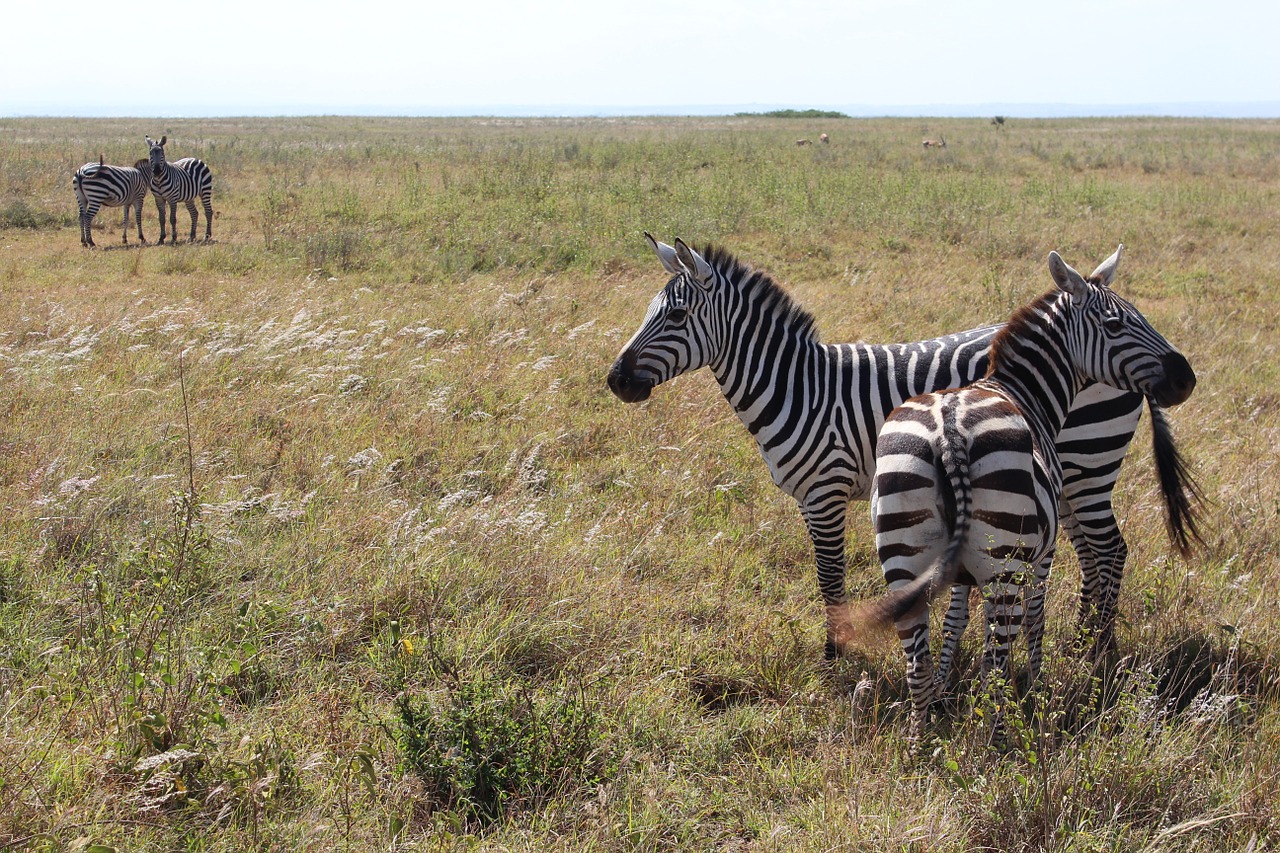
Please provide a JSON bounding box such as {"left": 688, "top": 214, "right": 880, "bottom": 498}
{"left": 0, "top": 116, "right": 1277, "bottom": 850}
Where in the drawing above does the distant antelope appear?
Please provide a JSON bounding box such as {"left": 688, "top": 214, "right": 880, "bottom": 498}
{"left": 795, "top": 138, "right": 813, "bottom": 147}
{"left": 819, "top": 133, "right": 829, "bottom": 144}
{"left": 922, "top": 135, "right": 947, "bottom": 149}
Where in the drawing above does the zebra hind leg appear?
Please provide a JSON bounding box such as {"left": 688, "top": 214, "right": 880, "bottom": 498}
{"left": 895, "top": 616, "right": 941, "bottom": 735}
{"left": 202, "top": 196, "right": 213, "bottom": 242}
{"left": 979, "top": 576, "right": 1026, "bottom": 745}
{"left": 185, "top": 200, "right": 199, "bottom": 243}
{"left": 936, "top": 583, "right": 972, "bottom": 689}
{"left": 134, "top": 199, "right": 147, "bottom": 244}
{"left": 82, "top": 204, "right": 99, "bottom": 248}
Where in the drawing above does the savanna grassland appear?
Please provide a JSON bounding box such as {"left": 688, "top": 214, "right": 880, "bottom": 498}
{"left": 1, "top": 115, "right": 1279, "bottom": 851}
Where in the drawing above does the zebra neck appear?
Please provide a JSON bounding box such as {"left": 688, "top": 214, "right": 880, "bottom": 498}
{"left": 712, "top": 320, "right": 824, "bottom": 440}
{"left": 985, "top": 357, "right": 1079, "bottom": 446}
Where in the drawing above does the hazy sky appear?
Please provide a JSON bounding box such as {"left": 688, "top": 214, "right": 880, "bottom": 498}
{"left": 5, "top": 0, "right": 1278, "bottom": 116}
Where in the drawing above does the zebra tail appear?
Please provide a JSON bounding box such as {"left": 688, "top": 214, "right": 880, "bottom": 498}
{"left": 1149, "top": 399, "right": 1206, "bottom": 556}
{"left": 831, "top": 402, "right": 973, "bottom": 645}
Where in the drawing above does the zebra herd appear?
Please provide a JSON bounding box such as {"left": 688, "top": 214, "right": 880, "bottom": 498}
{"left": 608, "top": 235, "right": 1200, "bottom": 735}
{"left": 74, "top": 136, "right": 214, "bottom": 247}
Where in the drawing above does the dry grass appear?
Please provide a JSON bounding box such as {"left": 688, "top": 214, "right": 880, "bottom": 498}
{"left": 0, "top": 115, "right": 1277, "bottom": 851}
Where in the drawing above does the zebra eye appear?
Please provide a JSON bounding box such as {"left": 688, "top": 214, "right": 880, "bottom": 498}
{"left": 1103, "top": 315, "right": 1124, "bottom": 333}
{"left": 667, "top": 307, "right": 688, "bottom": 325}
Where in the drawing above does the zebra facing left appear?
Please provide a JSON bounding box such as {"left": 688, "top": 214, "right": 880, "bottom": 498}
{"left": 145, "top": 135, "right": 214, "bottom": 244}
{"left": 73, "top": 156, "right": 152, "bottom": 248}
{"left": 841, "top": 246, "right": 1195, "bottom": 733}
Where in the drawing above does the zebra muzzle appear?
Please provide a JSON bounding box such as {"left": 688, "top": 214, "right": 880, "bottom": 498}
{"left": 607, "top": 360, "right": 653, "bottom": 403}
{"left": 1151, "top": 352, "right": 1196, "bottom": 407}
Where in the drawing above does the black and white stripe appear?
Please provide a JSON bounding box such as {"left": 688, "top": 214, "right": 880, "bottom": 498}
{"left": 607, "top": 236, "right": 1198, "bottom": 662}
{"left": 855, "top": 246, "right": 1195, "bottom": 730}
{"left": 73, "top": 157, "right": 151, "bottom": 247}
{"left": 145, "top": 135, "right": 214, "bottom": 244}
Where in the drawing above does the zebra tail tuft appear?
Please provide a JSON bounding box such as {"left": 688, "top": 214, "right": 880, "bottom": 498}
{"left": 1149, "top": 399, "right": 1206, "bottom": 556}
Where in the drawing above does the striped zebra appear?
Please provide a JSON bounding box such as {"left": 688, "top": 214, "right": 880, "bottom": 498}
{"left": 145, "top": 135, "right": 214, "bottom": 244}
{"left": 73, "top": 156, "right": 151, "bottom": 247}
{"left": 843, "top": 247, "right": 1195, "bottom": 731}
{"left": 607, "top": 236, "right": 1201, "bottom": 662}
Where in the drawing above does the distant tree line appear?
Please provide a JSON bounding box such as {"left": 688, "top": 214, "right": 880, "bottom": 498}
{"left": 735, "top": 109, "right": 850, "bottom": 119}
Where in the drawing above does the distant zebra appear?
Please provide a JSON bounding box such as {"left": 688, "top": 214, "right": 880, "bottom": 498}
{"left": 145, "top": 135, "right": 214, "bottom": 244}
{"left": 73, "top": 155, "right": 151, "bottom": 247}
{"left": 843, "top": 247, "right": 1195, "bottom": 732}
{"left": 607, "top": 236, "right": 1201, "bottom": 660}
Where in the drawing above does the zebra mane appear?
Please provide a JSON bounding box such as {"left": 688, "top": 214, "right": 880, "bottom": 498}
{"left": 699, "top": 244, "right": 820, "bottom": 343}
{"left": 984, "top": 288, "right": 1062, "bottom": 378}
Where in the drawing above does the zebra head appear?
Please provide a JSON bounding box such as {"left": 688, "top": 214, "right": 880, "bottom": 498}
{"left": 607, "top": 234, "right": 723, "bottom": 404}
{"left": 1049, "top": 245, "right": 1196, "bottom": 408}
{"left": 145, "top": 135, "right": 168, "bottom": 178}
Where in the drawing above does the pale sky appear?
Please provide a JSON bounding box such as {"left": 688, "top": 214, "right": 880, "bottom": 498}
{"left": 5, "top": 0, "right": 1278, "bottom": 116}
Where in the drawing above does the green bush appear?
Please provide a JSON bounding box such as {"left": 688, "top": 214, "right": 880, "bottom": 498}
{"left": 395, "top": 672, "right": 614, "bottom": 827}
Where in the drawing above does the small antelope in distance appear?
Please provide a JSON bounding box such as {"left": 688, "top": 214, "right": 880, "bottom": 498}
{"left": 819, "top": 133, "right": 830, "bottom": 144}
{"left": 795, "top": 138, "right": 813, "bottom": 147}
{"left": 922, "top": 134, "right": 947, "bottom": 149}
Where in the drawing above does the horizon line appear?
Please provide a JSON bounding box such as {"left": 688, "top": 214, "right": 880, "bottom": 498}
{"left": 4, "top": 100, "right": 1280, "bottom": 120}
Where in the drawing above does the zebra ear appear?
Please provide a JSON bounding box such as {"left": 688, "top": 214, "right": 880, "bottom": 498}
{"left": 1089, "top": 244, "right": 1123, "bottom": 287}
{"left": 159, "top": 135, "right": 167, "bottom": 147}
{"left": 673, "top": 239, "right": 715, "bottom": 288}
{"left": 1048, "top": 251, "right": 1089, "bottom": 297}
{"left": 645, "top": 232, "right": 684, "bottom": 276}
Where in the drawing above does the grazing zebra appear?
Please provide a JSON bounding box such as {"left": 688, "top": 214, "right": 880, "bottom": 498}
{"left": 73, "top": 156, "right": 151, "bottom": 247}
{"left": 607, "top": 236, "right": 1201, "bottom": 662}
{"left": 145, "top": 135, "right": 214, "bottom": 244}
{"left": 844, "top": 246, "right": 1195, "bottom": 732}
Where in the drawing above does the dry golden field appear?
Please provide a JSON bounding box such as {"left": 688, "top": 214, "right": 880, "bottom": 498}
{"left": 0, "top": 115, "right": 1278, "bottom": 851}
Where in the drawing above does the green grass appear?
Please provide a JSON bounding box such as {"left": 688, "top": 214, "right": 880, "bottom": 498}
{"left": 0, "top": 115, "right": 1277, "bottom": 851}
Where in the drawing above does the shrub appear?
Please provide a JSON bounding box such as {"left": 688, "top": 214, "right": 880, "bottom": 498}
{"left": 395, "top": 671, "right": 614, "bottom": 827}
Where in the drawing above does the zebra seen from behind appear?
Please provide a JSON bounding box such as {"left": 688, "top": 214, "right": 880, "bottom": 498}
{"left": 842, "top": 246, "right": 1195, "bottom": 733}
{"left": 607, "top": 236, "right": 1202, "bottom": 663}
{"left": 74, "top": 156, "right": 152, "bottom": 247}
{"left": 145, "top": 135, "right": 214, "bottom": 244}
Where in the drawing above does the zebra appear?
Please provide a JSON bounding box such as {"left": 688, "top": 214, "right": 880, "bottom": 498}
{"left": 73, "top": 155, "right": 151, "bottom": 247}
{"left": 144, "top": 135, "right": 214, "bottom": 244}
{"left": 841, "top": 246, "right": 1195, "bottom": 732}
{"left": 607, "top": 235, "right": 1201, "bottom": 662}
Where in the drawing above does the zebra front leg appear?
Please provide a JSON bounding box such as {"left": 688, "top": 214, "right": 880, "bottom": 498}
{"left": 802, "top": 494, "right": 851, "bottom": 660}
{"left": 185, "top": 199, "right": 199, "bottom": 243}
{"left": 120, "top": 204, "right": 131, "bottom": 245}
{"left": 1062, "top": 510, "right": 1127, "bottom": 657}
{"left": 155, "top": 197, "right": 168, "bottom": 244}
